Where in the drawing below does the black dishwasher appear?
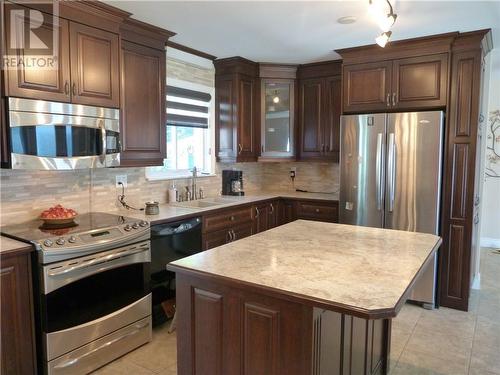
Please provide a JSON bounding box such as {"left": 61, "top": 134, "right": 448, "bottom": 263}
{"left": 150, "top": 217, "right": 202, "bottom": 326}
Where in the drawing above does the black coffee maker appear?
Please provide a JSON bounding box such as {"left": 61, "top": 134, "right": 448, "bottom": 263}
{"left": 222, "top": 170, "right": 244, "bottom": 196}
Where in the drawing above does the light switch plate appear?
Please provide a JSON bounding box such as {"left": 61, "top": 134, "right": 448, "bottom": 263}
{"left": 115, "top": 175, "right": 127, "bottom": 187}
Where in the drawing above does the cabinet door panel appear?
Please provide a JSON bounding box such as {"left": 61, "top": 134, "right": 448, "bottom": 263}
{"left": 70, "top": 22, "right": 119, "bottom": 107}
{"left": 216, "top": 77, "right": 236, "bottom": 160}
{"left": 5, "top": 5, "right": 71, "bottom": 102}
{"left": 120, "top": 41, "right": 165, "bottom": 166}
{"left": 299, "top": 79, "right": 323, "bottom": 158}
{"left": 278, "top": 200, "right": 295, "bottom": 225}
{"left": 324, "top": 76, "right": 341, "bottom": 161}
{"left": 232, "top": 222, "right": 254, "bottom": 242}
{"left": 255, "top": 204, "right": 270, "bottom": 233}
{"left": 343, "top": 61, "right": 392, "bottom": 113}
{"left": 238, "top": 77, "right": 256, "bottom": 158}
{"left": 203, "top": 229, "right": 230, "bottom": 250}
{"left": 393, "top": 54, "right": 448, "bottom": 109}
{"left": 1, "top": 254, "right": 36, "bottom": 375}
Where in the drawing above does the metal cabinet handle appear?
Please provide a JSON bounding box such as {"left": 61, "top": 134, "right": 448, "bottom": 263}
{"left": 269, "top": 203, "right": 274, "bottom": 214}
{"left": 255, "top": 207, "right": 260, "bottom": 218}
{"left": 231, "top": 229, "right": 236, "bottom": 241}
{"left": 72, "top": 83, "right": 77, "bottom": 96}
{"left": 238, "top": 144, "right": 243, "bottom": 154}
{"left": 392, "top": 93, "right": 397, "bottom": 107}
{"left": 386, "top": 93, "right": 391, "bottom": 107}
{"left": 226, "top": 230, "right": 231, "bottom": 242}
{"left": 64, "top": 81, "right": 69, "bottom": 95}
{"left": 230, "top": 215, "right": 235, "bottom": 221}
{"left": 315, "top": 208, "right": 320, "bottom": 213}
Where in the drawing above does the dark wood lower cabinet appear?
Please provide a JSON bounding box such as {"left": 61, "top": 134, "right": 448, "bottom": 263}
{"left": 1, "top": 252, "right": 36, "bottom": 375}
{"left": 175, "top": 272, "right": 391, "bottom": 375}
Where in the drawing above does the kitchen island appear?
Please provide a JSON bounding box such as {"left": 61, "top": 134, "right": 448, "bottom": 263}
{"left": 167, "top": 221, "right": 441, "bottom": 375}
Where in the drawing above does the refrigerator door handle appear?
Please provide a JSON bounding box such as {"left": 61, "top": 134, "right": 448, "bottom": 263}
{"left": 388, "top": 133, "right": 396, "bottom": 212}
{"left": 376, "top": 133, "right": 384, "bottom": 211}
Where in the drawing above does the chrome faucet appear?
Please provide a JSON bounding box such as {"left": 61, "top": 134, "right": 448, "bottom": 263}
{"left": 191, "top": 167, "right": 198, "bottom": 200}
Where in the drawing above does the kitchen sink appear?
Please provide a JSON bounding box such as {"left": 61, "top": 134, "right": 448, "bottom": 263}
{"left": 172, "top": 197, "right": 239, "bottom": 209}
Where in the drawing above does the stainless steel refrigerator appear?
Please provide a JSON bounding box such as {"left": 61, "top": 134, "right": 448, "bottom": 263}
{"left": 339, "top": 111, "right": 444, "bottom": 308}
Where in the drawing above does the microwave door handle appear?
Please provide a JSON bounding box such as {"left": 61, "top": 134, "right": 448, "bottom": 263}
{"left": 99, "top": 120, "right": 107, "bottom": 164}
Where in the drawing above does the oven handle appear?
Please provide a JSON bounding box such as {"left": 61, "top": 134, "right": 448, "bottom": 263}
{"left": 48, "top": 244, "right": 149, "bottom": 277}
{"left": 99, "top": 119, "right": 107, "bottom": 163}
{"left": 52, "top": 320, "right": 150, "bottom": 370}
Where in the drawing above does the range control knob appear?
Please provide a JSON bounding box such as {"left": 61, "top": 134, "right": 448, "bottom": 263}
{"left": 124, "top": 224, "right": 132, "bottom": 232}
{"left": 139, "top": 220, "right": 148, "bottom": 227}
{"left": 132, "top": 223, "right": 139, "bottom": 229}
{"left": 43, "top": 239, "right": 53, "bottom": 247}
{"left": 68, "top": 236, "right": 77, "bottom": 243}
{"left": 56, "top": 238, "right": 65, "bottom": 245}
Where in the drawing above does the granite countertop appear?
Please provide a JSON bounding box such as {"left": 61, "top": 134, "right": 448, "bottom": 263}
{"left": 121, "top": 191, "right": 339, "bottom": 224}
{"left": 168, "top": 221, "right": 441, "bottom": 317}
{"left": 0, "top": 236, "right": 33, "bottom": 256}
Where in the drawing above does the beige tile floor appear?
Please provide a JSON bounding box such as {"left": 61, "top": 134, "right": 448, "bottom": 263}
{"left": 95, "top": 247, "right": 500, "bottom": 375}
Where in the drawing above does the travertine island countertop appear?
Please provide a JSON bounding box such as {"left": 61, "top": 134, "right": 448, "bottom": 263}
{"left": 168, "top": 221, "right": 441, "bottom": 318}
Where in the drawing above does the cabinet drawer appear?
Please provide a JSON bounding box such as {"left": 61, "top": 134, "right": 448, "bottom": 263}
{"left": 203, "top": 222, "right": 255, "bottom": 250}
{"left": 296, "top": 201, "right": 338, "bottom": 222}
{"left": 203, "top": 206, "right": 253, "bottom": 233}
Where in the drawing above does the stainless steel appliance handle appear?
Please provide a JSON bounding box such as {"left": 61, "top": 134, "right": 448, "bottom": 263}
{"left": 388, "top": 133, "right": 396, "bottom": 212}
{"left": 99, "top": 119, "right": 107, "bottom": 162}
{"left": 53, "top": 320, "right": 149, "bottom": 370}
{"left": 375, "top": 133, "right": 383, "bottom": 211}
{"left": 47, "top": 245, "right": 149, "bottom": 277}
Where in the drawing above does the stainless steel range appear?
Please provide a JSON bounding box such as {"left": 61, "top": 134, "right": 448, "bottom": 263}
{"left": 2, "top": 212, "right": 152, "bottom": 374}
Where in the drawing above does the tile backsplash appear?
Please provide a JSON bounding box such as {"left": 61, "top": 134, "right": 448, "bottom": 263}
{"left": 0, "top": 162, "right": 339, "bottom": 225}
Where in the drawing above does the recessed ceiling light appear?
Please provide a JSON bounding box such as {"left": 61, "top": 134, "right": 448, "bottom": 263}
{"left": 337, "top": 16, "right": 357, "bottom": 25}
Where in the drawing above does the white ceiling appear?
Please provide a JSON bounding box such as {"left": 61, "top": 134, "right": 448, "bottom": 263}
{"left": 106, "top": 0, "right": 500, "bottom": 63}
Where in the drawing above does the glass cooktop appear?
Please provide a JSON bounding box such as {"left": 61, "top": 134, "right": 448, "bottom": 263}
{"left": 1, "top": 212, "right": 136, "bottom": 243}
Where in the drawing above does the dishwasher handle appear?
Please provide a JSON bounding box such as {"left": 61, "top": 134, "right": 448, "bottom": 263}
{"left": 151, "top": 217, "right": 202, "bottom": 237}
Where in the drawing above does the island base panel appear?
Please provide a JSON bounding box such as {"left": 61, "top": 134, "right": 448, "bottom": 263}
{"left": 175, "top": 273, "right": 391, "bottom": 375}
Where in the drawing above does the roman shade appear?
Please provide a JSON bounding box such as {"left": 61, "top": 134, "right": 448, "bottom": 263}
{"left": 166, "top": 86, "right": 211, "bottom": 129}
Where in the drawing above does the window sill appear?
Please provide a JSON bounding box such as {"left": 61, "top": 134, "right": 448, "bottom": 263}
{"left": 145, "top": 173, "right": 218, "bottom": 182}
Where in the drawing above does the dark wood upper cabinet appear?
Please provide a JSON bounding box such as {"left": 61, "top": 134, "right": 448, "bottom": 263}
{"left": 343, "top": 61, "right": 392, "bottom": 113}
{"left": 120, "top": 41, "right": 165, "bottom": 166}
{"left": 215, "top": 57, "right": 259, "bottom": 162}
{"left": 339, "top": 39, "right": 451, "bottom": 113}
{"left": 3, "top": 2, "right": 127, "bottom": 108}
{"left": 297, "top": 60, "right": 342, "bottom": 161}
{"left": 70, "top": 22, "right": 120, "bottom": 108}
{"left": 238, "top": 77, "right": 256, "bottom": 158}
{"left": 118, "top": 18, "right": 174, "bottom": 167}
{"left": 299, "top": 78, "right": 323, "bottom": 159}
{"left": 323, "top": 76, "right": 342, "bottom": 161}
{"left": 4, "top": 4, "right": 71, "bottom": 102}
{"left": 392, "top": 54, "right": 448, "bottom": 110}
{"left": 1, "top": 251, "right": 36, "bottom": 375}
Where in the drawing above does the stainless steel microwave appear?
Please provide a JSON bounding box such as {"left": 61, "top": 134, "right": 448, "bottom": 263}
{"left": 6, "top": 98, "right": 120, "bottom": 170}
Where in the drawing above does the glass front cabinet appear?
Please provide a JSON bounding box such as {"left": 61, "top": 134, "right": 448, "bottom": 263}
{"left": 260, "top": 73, "right": 296, "bottom": 160}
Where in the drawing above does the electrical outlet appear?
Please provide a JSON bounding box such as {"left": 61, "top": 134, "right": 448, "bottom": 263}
{"left": 115, "top": 175, "right": 127, "bottom": 187}
{"left": 289, "top": 167, "right": 296, "bottom": 180}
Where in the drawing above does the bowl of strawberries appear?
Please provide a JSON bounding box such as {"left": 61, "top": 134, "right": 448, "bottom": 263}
{"left": 40, "top": 204, "right": 78, "bottom": 225}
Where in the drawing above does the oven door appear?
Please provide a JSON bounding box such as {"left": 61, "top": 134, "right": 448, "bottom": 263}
{"left": 41, "top": 241, "right": 151, "bottom": 362}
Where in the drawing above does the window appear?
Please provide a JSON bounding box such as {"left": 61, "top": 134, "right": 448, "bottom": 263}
{"left": 146, "top": 81, "right": 214, "bottom": 180}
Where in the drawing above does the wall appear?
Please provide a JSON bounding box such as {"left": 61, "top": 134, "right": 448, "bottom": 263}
{"left": 480, "top": 48, "right": 500, "bottom": 248}
{"left": 0, "top": 53, "right": 340, "bottom": 226}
